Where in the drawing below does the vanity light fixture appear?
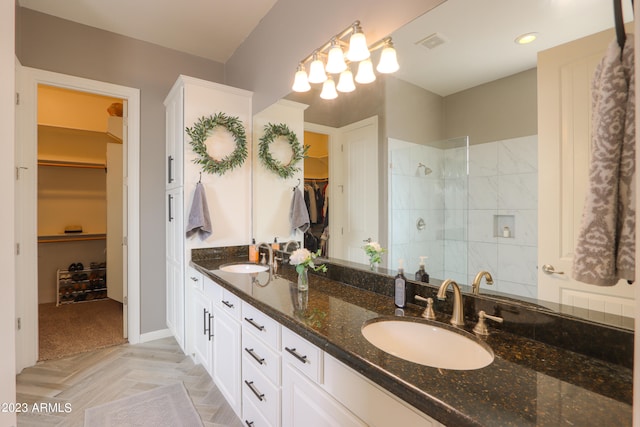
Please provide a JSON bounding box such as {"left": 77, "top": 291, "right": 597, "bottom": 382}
{"left": 291, "top": 20, "right": 399, "bottom": 99}
{"left": 292, "top": 62, "right": 311, "bottom": 92}
{"left": 326, "top": 38, "right": 348, "bottom": 74}
{"left": 514, "top": 32, "right": 538, "bottom": 45}
{"left": 355, "top": 58, "right": 376, "bottom": 84}
{"left": 320, "top": 76, "right": 338, "bottom": 99}
{"left": 376, "top": 38, "right": 400, "bottom": 73}
{"left": 336, "top": 67, "right": 356, "bottom": 93}
{"left": 308, "top": 51, "right": 328, "bottom": 84}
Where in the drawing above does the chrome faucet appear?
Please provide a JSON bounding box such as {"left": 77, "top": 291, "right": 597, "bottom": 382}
{"left": 256, "top": 242, "right": 274, "bottom": 268}
{"left": 283, "top": 240, "right": 300, "bottom": 252}
{"left": 436, "top": 279, "right": 465, "bottom": 326}
{"left": 471, "top": 270, "right": 494, "bottom": 295}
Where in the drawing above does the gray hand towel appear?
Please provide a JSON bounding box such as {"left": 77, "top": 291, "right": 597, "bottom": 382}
{"left": 186, "top": 182, "right": 212, "bottom": 239}
{"left": 573, "top": 37, "right": 635, "bottom": 286}
{"left": 290, "top": 187, "right": 310, "bottom": 234}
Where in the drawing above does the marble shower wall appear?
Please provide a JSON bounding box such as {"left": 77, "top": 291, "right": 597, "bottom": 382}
{"left": 466, "top": 135, "right": 538, "bottom": 298}
{"left": 389, "top": 135, "right": 538, "bottom": 299}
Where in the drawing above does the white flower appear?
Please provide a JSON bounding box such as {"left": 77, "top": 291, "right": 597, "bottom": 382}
{"left": 367, "top": 242, "right": 382, "bottom": 252}
{"left": 289, "top": 248, "right": 311, "bottom": 266}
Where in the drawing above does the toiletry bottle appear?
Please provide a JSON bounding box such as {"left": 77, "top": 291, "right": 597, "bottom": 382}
{"left": 503, "top": 226, "right": 511, "bottom": 238}
{"left": 272, "top": 237, "right": 280, "bottom": 251}
{"left": 394, "top": 259, "right": 407, "bottom": 308}
{"left": 249, "top": 238, "right": 258, "bottom": 262}
{"left": 415, "top": 256, "right": 430, "bottom": 283}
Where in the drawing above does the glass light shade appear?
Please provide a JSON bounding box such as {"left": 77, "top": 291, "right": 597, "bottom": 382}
{"left": 320, "top": 77, "right": 338, "bottom": 100}
{"left": 377, "top": 44, "right": 399, "bottom": 73}
{"left": 326, "top": 40, "right": 347, "bottom": 74}
{"left": 346, "top": 29, "right": 370, "bottom": 62}
{"left": 308, "top": 55, "right": 327, "bottom": 84}
{"left": 355, "top": 58, "right": 376, "bottom": 84}
{"left": 336, "top": 69, "right": 355, "bottom": 93}
{"left": 292, "top": 66, "right": 311, "bottom": 92}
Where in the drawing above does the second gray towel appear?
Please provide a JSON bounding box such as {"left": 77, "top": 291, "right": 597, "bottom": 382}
{"left": 290, "top": 187, "right": 310, "bottom": 234}
{"left": 186, "top": 182, "right": 212, "bottom": 239}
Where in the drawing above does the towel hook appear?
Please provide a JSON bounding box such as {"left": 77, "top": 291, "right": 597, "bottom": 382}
{"left": 198, "top": 172, "right": 202, "bottom": 183}
{"left": 293, "top": 178, "right": 300, "bottom": 191}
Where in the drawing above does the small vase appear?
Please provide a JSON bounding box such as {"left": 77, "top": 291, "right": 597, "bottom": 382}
{"left": 369, "top": 260, "right": 379, "bottom": 271}
{"left": 297, "top": 268, "right": 309, "bottom": 291}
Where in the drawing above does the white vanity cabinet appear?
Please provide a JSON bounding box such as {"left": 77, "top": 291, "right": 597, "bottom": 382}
{"left": 213, "top": 287, "right": 242, "bottom": 418}
{"left": 281, "top": 327, "right": 365, "bottom": 427}
{"left": 195, "top": 275, "right": 444, "bottom": 427}
{"left": 188, "top": 267, "right": 213, "bottom": 375}
{"left": 241, "top": 303, "right": 282, "bottom": 427}
{"left": 164, "top": 75, "right": 252, "bottom": 356}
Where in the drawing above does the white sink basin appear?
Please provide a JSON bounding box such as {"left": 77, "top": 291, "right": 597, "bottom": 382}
{"left": 219, "top": 263, "right": 269, "bottom": 274}
{"left": 361, "top": 318, "right": 494, "bottom": 370}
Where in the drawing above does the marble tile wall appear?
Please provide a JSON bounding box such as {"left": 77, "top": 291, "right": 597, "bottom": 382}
{"left": 389, "top": 135, "right": 538, "bottom": 299}
{"left": 467, "top": 135, "right": 538, "bottom": 298}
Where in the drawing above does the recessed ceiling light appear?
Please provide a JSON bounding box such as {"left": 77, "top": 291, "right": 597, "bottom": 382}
{"left": 514, "top": 32, "right": 538, "bottom": 45}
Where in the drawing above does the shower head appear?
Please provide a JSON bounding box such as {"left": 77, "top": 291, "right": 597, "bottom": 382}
{"left": 418, "top": 163, "right": 433, "bottom": 175}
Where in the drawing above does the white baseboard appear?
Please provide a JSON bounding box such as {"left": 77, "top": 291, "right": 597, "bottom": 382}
{"left": 139, "top": 328, "right": 173, "bottom": 343}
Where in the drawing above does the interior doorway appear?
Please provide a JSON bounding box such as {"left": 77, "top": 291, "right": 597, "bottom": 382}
{"left": 36, "top": 85, "right": 127, "bottom": 360}
{"left": 15, "top": 66, "right": 141, "bottom": 373}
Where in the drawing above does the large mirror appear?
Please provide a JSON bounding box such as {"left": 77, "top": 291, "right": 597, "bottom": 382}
{"left": 253, "top": 0, "right": 636, "bottom": 329}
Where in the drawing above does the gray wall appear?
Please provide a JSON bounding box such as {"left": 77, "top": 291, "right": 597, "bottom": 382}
{"left": 443, "top": 68, "right": 538, "bottom": 144}
{"left": 16, "top": 8, "right": 225, "bottom": 334}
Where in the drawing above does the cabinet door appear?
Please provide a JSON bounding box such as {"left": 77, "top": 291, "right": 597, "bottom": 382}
{"left": 282, "top": 363, "right": 366, "bottom": 427}
{"left": 165, "top": 84, "right": 183, "bottom": 189}
{"left": 213, "top": 307, "right": 242, "bottom": 418}
{"left": 192, "top": 288, "right": 213, "bottom": 375}
{"left": 166, "top": 187, "right": 184, "bottom": 350}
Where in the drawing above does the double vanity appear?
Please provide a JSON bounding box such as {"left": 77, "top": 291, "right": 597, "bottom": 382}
{"left": 188, "top": 246, "right": 632, "bottom": 427}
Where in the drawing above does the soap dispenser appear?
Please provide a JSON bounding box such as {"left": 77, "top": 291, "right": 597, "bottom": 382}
{"left": 415, "top": 256, "right": 430, "bottom": 283}
{"left": 272, "top": 237, "right": 280, "bottom": 251}
{"left": 249, "top": 238, "right": 258, "bottom": 263}
{"left": 394, "top": 259, "right": 407, "bottom": 308}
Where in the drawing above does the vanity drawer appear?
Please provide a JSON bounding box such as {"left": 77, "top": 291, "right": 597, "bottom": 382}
{"left": 217, "top": 288, "right": 241, "bottom": 321}
{"left": 243, "top": 358, "right": 281, "bottom": 427}
{"left": 242, "top": 328, "right": 281, "bottom": 386}
{"left": 242, "top": 303, "right": 281, "bottom": 350}
{"left": 282, "top": 327, "right": 323, "bottom": 384}
{"left": 243, "top": 394, "right": 274, "bottom": 427}
{"left": 186, "top": 267, "right": 203, "bottom": 292}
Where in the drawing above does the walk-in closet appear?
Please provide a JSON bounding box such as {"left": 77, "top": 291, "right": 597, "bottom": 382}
{"left": 36, "top": 85, "right": 127, "bottom": 360}
{"left": 303, "top": 131, "right": 329, "bottom": 255}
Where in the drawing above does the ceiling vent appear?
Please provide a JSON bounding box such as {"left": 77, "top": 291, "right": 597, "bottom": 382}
{"left": 416, "top": 33, "right": 447, "bottom": 50}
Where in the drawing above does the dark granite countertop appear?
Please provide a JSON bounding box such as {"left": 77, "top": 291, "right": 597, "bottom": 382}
{"left": 191, "top": 254, "right": 632, "bottom": 427}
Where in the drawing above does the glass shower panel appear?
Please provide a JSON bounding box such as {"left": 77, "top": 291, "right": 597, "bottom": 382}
{"left": 388, "top": 136, "right": 468, "bottom": 282}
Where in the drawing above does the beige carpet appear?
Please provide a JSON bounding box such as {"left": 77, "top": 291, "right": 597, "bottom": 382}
{"left": 84, "top": 382, "right": 204, "bottom": 427}
{"left": 39, "top": 298, "right": 128, "bottom": 361}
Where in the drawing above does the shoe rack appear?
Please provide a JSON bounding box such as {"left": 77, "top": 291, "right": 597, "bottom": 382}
{"left": 56, "top": 265, "right": 107, "bottom": 306}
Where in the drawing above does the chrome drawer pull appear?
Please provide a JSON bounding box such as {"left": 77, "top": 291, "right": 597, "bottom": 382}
{"left": 244, "top": 317, "right": 265, "bottom": 331}
{"left": 285, "top": 347, "right": 308, "bottom": 364}
{"left": 244, "top": 347, "right": 265, "bottom": 365}
{"left": 244, "top": 380, "right": 265, "bottom": 401}
{"left": 208, "top": 313, "right": 213, "bottom": 340}
{"left": 203, "top": 308, "right": 209, "bottom": 335}
{"left": 222, "top": 300, "right": 234, "bottom": 309}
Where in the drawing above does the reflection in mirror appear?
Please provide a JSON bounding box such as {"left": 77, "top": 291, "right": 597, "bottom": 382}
{"left": 257, "top": 0, "right": 636, "bottom": 329}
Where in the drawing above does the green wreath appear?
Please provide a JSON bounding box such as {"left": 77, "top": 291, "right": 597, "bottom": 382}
{"left": 258, "top": 123, "right": 308, "bottom": 179}
{"left": 186, "top": 112, "right": 247, "bottom": 176}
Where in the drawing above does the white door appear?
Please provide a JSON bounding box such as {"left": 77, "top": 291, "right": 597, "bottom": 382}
{"left": 538, "top": 28, "right": 635, "bottom": 321}
{"left": 106, "top": 140, "right": 124, "bottom": 304}
{"left": 337, "top": 117, "right": 379, "bottom": 264}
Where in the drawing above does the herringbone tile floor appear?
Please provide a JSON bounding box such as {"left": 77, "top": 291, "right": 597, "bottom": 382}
{"left": 16, "top": 337, "right": 242, "bottom": 427}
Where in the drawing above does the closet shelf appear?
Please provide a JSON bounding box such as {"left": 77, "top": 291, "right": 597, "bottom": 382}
{"left": 38, "top": 233, "right": 107, "bottom": 243}
{"left": 38, "top": 159, "right": 106, "bottom": 169}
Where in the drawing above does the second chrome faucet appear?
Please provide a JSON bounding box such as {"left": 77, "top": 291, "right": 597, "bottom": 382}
{"left": 436, "top": 279, "right": 465, "bottom": 327}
